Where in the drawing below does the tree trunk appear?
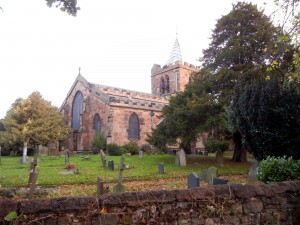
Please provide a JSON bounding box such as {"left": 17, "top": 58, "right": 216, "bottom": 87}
{"left": 22, "top": 141, "right": 28, "bottom": 163}
{"left": 232, "top": 132, "right": 247, "bottom": 162}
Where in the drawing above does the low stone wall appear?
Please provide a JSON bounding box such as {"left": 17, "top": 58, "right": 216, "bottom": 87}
{"left": 1, "top": 180, "right": 300, "bottom": 224}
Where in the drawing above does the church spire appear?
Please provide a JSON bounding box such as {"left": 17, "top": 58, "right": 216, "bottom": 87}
{"left": 165, "top": 35, "right": 182, "bottom": 66}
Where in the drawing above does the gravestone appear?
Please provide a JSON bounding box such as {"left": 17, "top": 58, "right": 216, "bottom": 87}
{"left": 213, "top": 177, "right": 228, "bottom": 185}
{"left": 64, "top": 149, "right": 70, "bottom": 165}
{"left": 100, "top": 150, "right": 107, "bottom": 168}
{"left": 175, "top": 149, "right": 186, "bottom": 167}
{"left": 9, "top": 151, "right": 15, "bottom": 156}
{"left": 248, "top": 162, "right": 259, "bottom": 182}
{"left": 113, "top": 157, "right": 126, "bottom": 193}
{"left": 216, "top": 151, "right": 224, "bottom": 166}
{"left": 108, "top": 160, "right": 114, "bottom": 171}
{"left": 38, "top": 144, "right": 42, "bottom": 156}
{"left": 139, "top": 150, "right": 144, "bottom": 159}
{"left": 97, "top": 176, "right": 104, "bottom": 196}
{"left": 187, "top": 172, "right": 199, "bottom": 188}
{"left": 158, "top": 162, "right": 164, "bottom": 174}
{"left": 199, "top": 166, "right": 218, "bottom": 185}
{"left": 175, "top": 154, "right": 180, "bottom": 166}
{"left": 41, "top": 146, "right": 49, "bottom": 156}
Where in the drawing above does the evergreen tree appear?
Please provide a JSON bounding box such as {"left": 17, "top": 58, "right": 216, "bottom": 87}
{"left": 200, "top": 2, "right": 294, "bottom": 161}
{"left": 232, "top": 75, "right": 300, "bottom": 160}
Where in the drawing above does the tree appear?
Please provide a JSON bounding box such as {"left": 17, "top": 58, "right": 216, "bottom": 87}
{"left": 2, "top": 92, "right": 71, "bottom": 162}
{"left": 45, "top": 0, "right": 79, "bottom": 16}
{"left": 148, "top": 71, "right": 223, "bottom": 153}
{"left": 232, "top": 75, "right": 300, "bottom": 161}
{"left": 200, "top": 2, "right": 294, "bottom": 162}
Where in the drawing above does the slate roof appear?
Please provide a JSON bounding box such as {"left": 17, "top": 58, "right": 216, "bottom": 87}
{"left": 165, "top": 37, "right": 182, "bottom": 66}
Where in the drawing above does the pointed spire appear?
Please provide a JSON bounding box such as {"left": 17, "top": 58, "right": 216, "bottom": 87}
{"left": 165, "top": 36, "right": 182, "bottom": 66}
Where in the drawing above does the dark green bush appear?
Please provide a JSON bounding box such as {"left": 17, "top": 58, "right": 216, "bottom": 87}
{"left": 92, "top": 133, "right": 107, "bottom": 154}
{"left": 106, "top": 143, "right": 122, "bottom": 156}
{"left": 204, "top": 137, "right": 229, "bottom": 153}
{"left": 122, "top": 142, "right": 139, "bottom": 155}
{"left": 141, "top": 144, "right": 153, "bottom": 155}
{"left": 256, "top": 156, "right": 300, "bottom": 183}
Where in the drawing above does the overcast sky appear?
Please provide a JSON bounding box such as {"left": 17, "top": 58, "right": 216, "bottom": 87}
{"left": 0, "top": 0, "right": 274, "bottom": 119}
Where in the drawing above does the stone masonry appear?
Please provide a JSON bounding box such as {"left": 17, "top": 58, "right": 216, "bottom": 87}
{"left": 1, "top": 180, "right": 300, "bottom": 224}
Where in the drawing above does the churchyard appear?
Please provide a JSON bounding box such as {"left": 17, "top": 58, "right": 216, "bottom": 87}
{"left": 0, "top": 151, "right": 252, "bottom": 199}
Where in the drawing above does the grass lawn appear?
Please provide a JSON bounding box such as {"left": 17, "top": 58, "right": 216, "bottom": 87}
{"left": 0, "top": 152, "right": 252, "bottom": 190}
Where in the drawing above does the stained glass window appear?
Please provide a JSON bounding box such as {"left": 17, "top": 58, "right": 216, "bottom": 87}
{"left": 72, "top": 91, "right": 83, "bottom": 131}
{"left": 128, "top": 113, "right": 139, "bottom": 139}
{"left": 94, "top": 113, "right": 101, "bottom": 133}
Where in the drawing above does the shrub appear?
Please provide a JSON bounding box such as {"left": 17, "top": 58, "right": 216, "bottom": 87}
{"left": 204, "top": 137, "right": 229, "bottom": 153}
{"left": 106, "top": 143, "right": 122, "bottom": 156}
{"left": 256, "top": 156, "right": 300, "bottom": 183}
{"left": 122, "top": 142, "right": 139, "bottom": 155}
{"left": 141, "top": 144, "right": 153, "bottom": 155}
{"left": 92, "top": 132, "right": 107, "bottom": 154}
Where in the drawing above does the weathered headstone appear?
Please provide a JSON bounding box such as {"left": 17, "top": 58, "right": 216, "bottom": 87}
{"left": 65, "top": 149, "right": 70, "bottom": 166}
{"left": 113, "top": 157, "right": 126, "bottom": 193}
{"left": 187, "top": 172, "right": 199, "bottom": 188}
{"left": 38, "top": 144, "right": 42, "bottom": 156}
{"left": 216, "top": 151, "right": 224, "bottom": 166}
{"left": 175, "top": 154, "right": 180, "bottom": 166}
{"left": 41, "top": 146, "right": 49, "bottom": 156}
{"left": 158, "top": 162, "right": 164, "bottom": 174}
{"left": 28, "top": 149, "right": 39, "bottom": 199}
{"left": 213, "top": 177, "right": 228, "bottom": 185}
{"left": 199, "top": 166, "right": 218, "bottom": 185}
{"left": 9, "top": 151, "right": 15, "bottom": 156}
{"left": 248, "top": 162, "right": 259, "bottom": 182}
{"left": 97, "top": 176, "right": 104, "bottom": 196}
{"left": 28, "top": 172, "right": 38, "bottom": 199}
{"left": 108, "top": 160, "right": 114, "bottom": 171}
{"left": 100, "top": 150, "right": 107, "bottom": 168}
{"left": 139, "top": 150, "right": 144, "bottom": 159}
{"left": 176, "top": 149, "right": 187, "bottom": 167}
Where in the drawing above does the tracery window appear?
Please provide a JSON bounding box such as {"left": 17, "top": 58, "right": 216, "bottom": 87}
{"left": 160, "top": 77, "right": 165, "bottom": 94}
{"left": 128, "top": 113, "right": 140, "bottom": 139}
{"left": 166, "top": 75, "right": 170, "bottom": 93}
{"left": 94, "top": 113, "right": 101, "bottom": 133}
{"left": 72, "top": 91, "right": 83, "bottom": 131}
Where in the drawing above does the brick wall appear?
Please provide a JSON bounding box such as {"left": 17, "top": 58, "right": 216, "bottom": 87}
{"left": 1, "top": 180, "right": 300, "bottom": 224}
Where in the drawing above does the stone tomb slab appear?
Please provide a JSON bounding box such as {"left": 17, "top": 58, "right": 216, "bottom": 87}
{"left": 213, "top": 177, "right": 228, "bottom": 185}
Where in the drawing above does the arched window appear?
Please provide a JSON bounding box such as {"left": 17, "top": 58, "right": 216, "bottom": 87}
{"left": 160, "top": 77, "right": 165, "bottom": 94}
{"left": 166, "top": 75, "right": 170, "bottom": 93}
{"left": 72, "top": 91, "right": 83, "bottom": 131}
{"left": 94, "top": 113, "right": 101, "bottom": 133}
{"left": 128, "top": 113, "right": 139, "bottom": 139}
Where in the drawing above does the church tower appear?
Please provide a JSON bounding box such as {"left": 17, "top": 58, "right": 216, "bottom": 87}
{"left": 151, "top": 37, "right": 199, "bottom": 96}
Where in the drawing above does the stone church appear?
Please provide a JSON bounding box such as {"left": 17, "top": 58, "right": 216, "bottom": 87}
{"left": 60, "top": 38, "right": 199, "bottom": 151}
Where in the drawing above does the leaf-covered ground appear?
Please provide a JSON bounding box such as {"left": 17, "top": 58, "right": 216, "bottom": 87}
{"left": 48, "top": 174, "right": 248, "bottom": 198}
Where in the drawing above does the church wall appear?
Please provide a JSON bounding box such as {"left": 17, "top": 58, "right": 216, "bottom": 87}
{"left": 60, "top": 80, "right": 110, "bottom": 151}
{"left": 110, "top": 106, "right": 162, "bottom": 147}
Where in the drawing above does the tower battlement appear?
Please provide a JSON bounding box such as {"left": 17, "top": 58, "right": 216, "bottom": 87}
{"left": 151, "top": 61, "right": 199, "bottom": 76}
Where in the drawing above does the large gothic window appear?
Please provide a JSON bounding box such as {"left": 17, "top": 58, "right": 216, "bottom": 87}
{"left": 128, "top": 113, "right": 140, "bottom": 139}
{"left": 72, "top": 91, "right": 83, "bottom": 131}
{"left": 166, "top": 75, "right": 170, "bottom": 93}
{"left": 94, "top": 113, "right": 102, "bottom": 133}
{"left": 160, "top": 77, "right": 165, "bottom": 94}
